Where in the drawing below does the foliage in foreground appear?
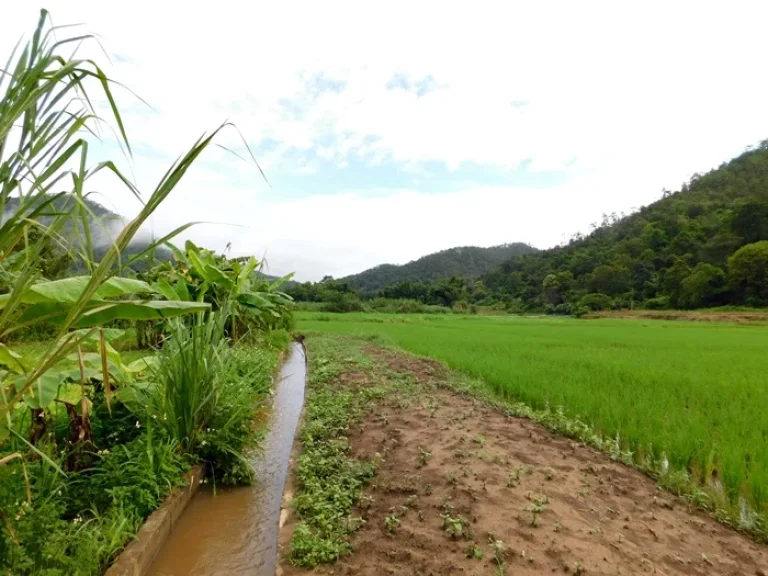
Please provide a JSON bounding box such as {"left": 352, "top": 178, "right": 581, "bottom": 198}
{"left": 136, "top": 241, "right": 294, "bottom": 347}
{"left": 298, "top": 313, "right": 768, "bottom": 540}
{"left": 0, "top": 413, "right": 186, "bottom": 573}
{"left": 0, "top": 10, "right": 291, "bottom": 574}
{"left": 0, "top": 338, "right": 281, "bottom": 574}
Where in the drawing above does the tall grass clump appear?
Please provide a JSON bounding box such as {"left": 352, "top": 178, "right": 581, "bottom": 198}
{"left": 148, "top": 307, "right": 283, "bottom": 484}
{"left": 149, "top": 311, "right": 229, "bottom": 450}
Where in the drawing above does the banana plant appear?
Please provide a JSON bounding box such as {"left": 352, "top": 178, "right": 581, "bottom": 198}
{"left": 142, "top": 241, "right": 294, "bottom": 340}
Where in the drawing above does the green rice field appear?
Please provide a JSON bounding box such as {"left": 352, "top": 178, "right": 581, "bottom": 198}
{"left": 297, "top": 312, "right": 768, "bottom": 512}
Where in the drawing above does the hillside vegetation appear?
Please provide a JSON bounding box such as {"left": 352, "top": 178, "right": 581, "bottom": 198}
{"left": 342, "top": 243, "right": 536, "bottom": 294}
{"left": 4, "top": 195, "right": 174, "bottom": 272}
{"left": 482, "top": 142, "right": 768, "bottom": 312}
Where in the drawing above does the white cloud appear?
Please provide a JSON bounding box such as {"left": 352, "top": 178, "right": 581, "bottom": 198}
{"left": 3, "top": 1, "right": 768, "bottom": 280}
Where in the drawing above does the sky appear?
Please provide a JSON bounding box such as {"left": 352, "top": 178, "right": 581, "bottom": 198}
{"left": 3, "top": 1, "right": 768, "bottom": 281}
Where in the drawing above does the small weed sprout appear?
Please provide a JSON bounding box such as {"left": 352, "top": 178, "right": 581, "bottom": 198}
{"left": 441, "top": 513, "right": 471, "bottom": 540}
{"left": 471, "top": 434, "right": 486, "bottom": 447}
{"left": 507, "top": 465, "right": 532, "bottom": 487}
{"left": 543, "top": 467, "right": 555, "bottom": 480}
{"left": 384, "top": 514, "right": 400, "bottom": 535}
{"left": 526, "top": 495, "right": 549, "bottom": 527}
{"left": 424, "top": 483, "right": 433, "bottom": 495}
{"left": 418, "top": 447, "right": 432, "bottom": 468}
{"left": 465, "top": 542, "right": 484, "bottom": 559}
{"left": 488, "top": 533, "right": 505, "bottom": 574}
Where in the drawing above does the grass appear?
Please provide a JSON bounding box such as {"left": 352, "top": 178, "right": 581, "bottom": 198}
{"left": 296, "top": 312, "right": 768, "bottom": 522}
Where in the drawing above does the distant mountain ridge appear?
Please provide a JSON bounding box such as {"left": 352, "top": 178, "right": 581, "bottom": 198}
{"left": 342, "top": 243, "right": 538, "bottom": 293}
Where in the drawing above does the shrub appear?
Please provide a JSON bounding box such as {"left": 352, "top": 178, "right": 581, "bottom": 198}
{"left": 579, "top": 293, "right": 614, "bottom": 311}
{"left": 643, "top": 296, "right": 670, "bottom": 310}
{"left": 363, "top": 298, "right": 451, "bottom": 314}
{"left": 453, "top": 301, "right": 469, "bottom": 313}
{"left": 553, "top": 303, "right": 572, "bottom": 315}
{"left": 679, "top": 263, "right": 727, "bottom": 309}
{"left": 323, "top": 293, "right": 364, "bottom": 313}
{"left": 505, "top": 298, "right": 526, "bottom": 314}
{"left": 728, "top": 241, "right": 768, "bottom": 304}
{"left": 572, "top": 306, "right": 589, "bottom": 318}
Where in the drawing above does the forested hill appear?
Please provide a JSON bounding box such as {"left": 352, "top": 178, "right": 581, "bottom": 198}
{"left": 342, "top": 243, "right": 537, "bottom": 294}
{"left": 482, "top": 141, "right": 768, "bottom": 311}
{"left": 5, "top": 195, "right": 173, "bottom": 269}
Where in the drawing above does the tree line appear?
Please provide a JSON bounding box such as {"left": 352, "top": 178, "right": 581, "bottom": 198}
{"left": 290, "top": 141, "right": 768, "bottom": 314}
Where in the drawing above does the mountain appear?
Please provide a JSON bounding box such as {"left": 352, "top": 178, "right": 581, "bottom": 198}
{"left": 482, "top": 141, "right": 768, "bottom": 311}
{"left": 342, "top": 243, "right": 537, "bottom": 294}
{"left": 4, "top": 194, "right": 173, "bottom": 271}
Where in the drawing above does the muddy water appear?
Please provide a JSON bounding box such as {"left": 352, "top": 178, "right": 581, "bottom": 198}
{"left": 148, "top": 343, "right": 306, "bottom": 576}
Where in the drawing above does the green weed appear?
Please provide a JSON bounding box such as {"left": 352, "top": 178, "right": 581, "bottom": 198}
{"left": 526, "top": 494, "right": 549, "bottom": 527}
{"left": 384, "top": 514, "right": 400, "bottom": 535}
{"left": 507, "top": 465, "right": 532, "bottom": 487}
{"left": 289, "top": 337, "right": 389, "bottom": 567}
{"left": 418, "top": 447, "right": 432, "bottom": 468}
{"left": 441, "top": 512, "right": 471, "bottom": 540}
{"left": 465, "top": 542, "right": 484, "bottom": 559}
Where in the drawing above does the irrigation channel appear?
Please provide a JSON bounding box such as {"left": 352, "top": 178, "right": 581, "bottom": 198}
{"left": 148, "top": 342, "right": 306, "bottom": 576}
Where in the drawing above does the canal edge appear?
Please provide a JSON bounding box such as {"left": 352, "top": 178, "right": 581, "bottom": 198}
{"left": 276, "top": 336, "right": 309, "bottom": 574}
{"left": 105, "top": 464, "right": 205, "bottom": 576}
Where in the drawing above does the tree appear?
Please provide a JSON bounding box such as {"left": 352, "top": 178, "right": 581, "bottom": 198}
{"left": 728, "top": 241, "right": 768, "bottom": 304}
{"left": 428, "top": 276, "right": 467, "bottom": 307}
{"left": 678, "top": 263, "right": 726, "bottom": 309}
{"left": 588, "top": 265, "right": 630, "bottom": 296}
{"left": 731, "top": 201, "right": 768, "bottom": 244}
{"left": 661, "top": 258, "right": 691, "bottom": 307}
{"left": 542, "top": 271, "right": 573, "bottom": 305}
{"left": 642, "top": 224, "right": 669, "bottom": 252}
{"left": 542, "top": 274, "right": 561, "bottom": 305}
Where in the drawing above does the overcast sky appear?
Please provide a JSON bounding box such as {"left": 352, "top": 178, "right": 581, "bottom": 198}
{"left": 4, "top": 2, "right": 768, "bottom": 280}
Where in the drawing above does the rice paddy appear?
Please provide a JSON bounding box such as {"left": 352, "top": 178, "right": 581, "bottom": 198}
{"left": 297, "top": 312, "right": 768, "bottom": 512}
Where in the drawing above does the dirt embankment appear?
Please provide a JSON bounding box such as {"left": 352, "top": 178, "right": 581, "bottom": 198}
{"left": 586, "top": 309, "right": 768, "bottom": 323}
{"left": 280, "top": 345, "right": 768, "bottom": 576}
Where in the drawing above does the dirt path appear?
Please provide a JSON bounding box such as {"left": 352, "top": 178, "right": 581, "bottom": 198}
{"left": 280, "top": 344, "right": 768, "bottom": 576}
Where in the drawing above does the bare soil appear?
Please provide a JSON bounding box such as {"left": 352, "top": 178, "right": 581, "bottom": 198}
{"left": 280, "top": 346, "right": 768, "bottom": 576}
